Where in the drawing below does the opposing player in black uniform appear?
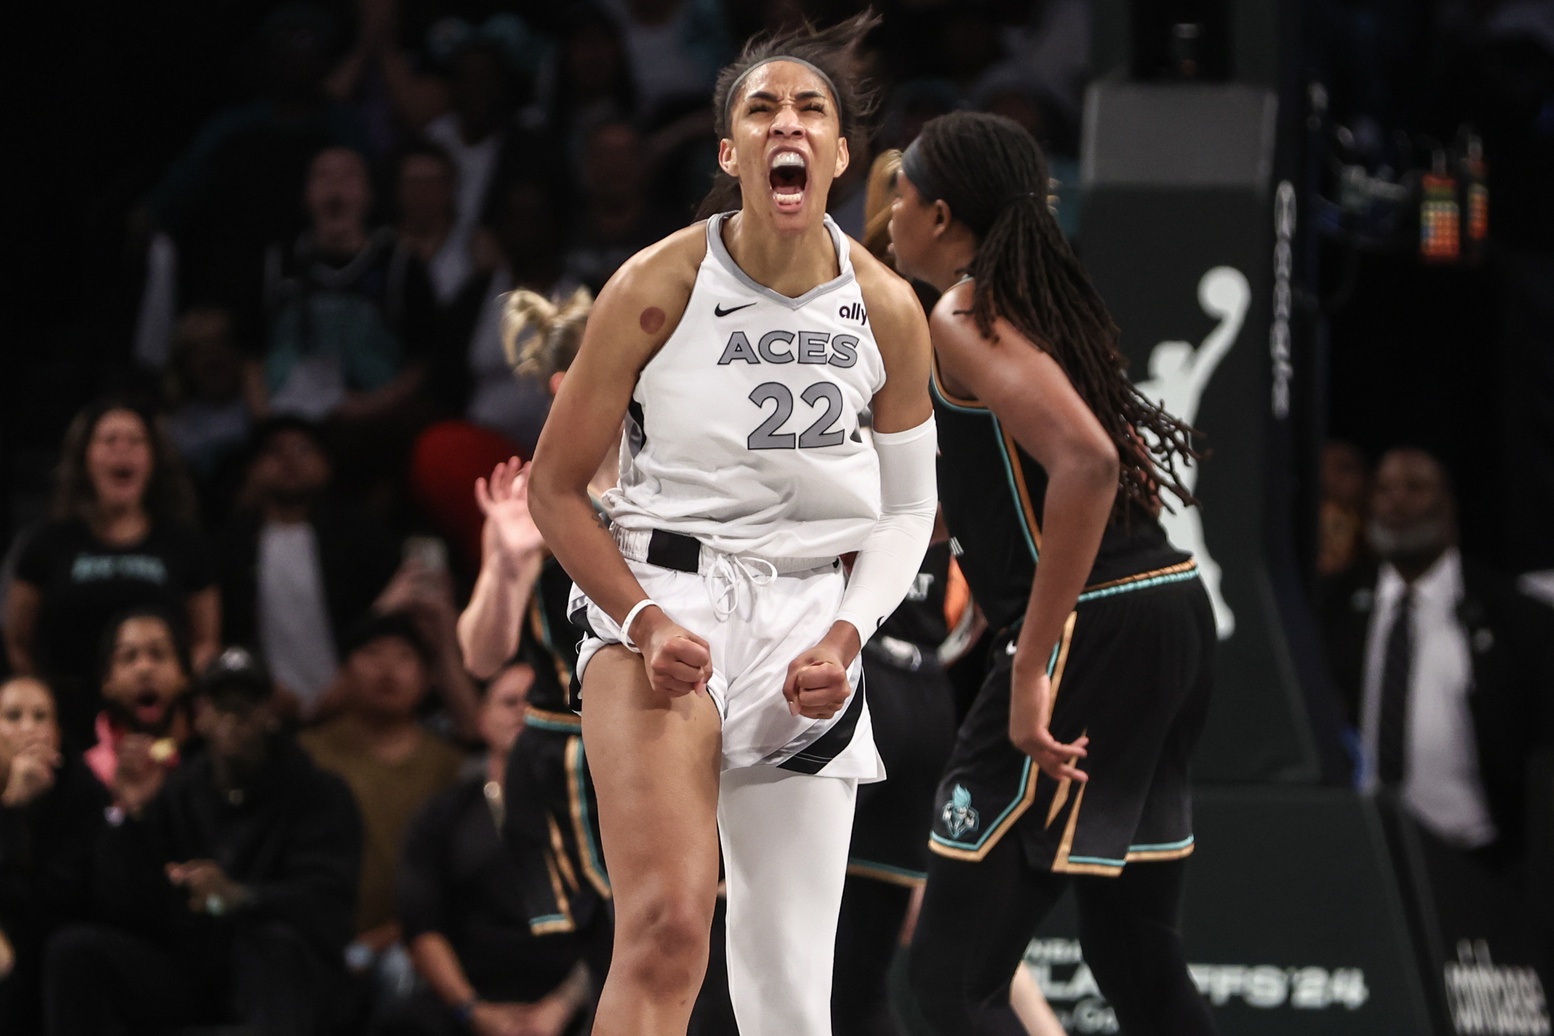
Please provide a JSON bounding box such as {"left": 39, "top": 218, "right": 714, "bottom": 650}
{"left": 889, "top": 111, "right": 1219, "bottom": 1035}
{"left": 456, "top": 288, "right": 612, "bottom": 951}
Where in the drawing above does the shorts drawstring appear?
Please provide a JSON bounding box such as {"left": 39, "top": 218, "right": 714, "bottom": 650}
{"left": 706, "top": 552, "right": 778, "bottom": 621}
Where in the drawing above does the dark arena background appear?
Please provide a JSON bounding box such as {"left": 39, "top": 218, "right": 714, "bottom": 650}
{"left": 4, "top": 1, "right": 1554, "bottom": 1034}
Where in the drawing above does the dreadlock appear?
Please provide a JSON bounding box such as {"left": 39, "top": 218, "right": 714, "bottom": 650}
{"left": 903, "top": 111, "right": 1203, "bottom": 517}
{"left": 695, "top": 11, "right": 882, "bottom": 221}
{"left": 501, "top": 286, "right": 594, "bottom": 380}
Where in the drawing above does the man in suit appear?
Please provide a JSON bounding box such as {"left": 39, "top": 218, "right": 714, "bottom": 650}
{"left": 1321, "top": 447, "right": 1554, "bottom": 865}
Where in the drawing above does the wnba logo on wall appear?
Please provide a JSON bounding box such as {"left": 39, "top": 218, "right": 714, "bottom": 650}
{"left": 941, "top": 785, "right": 979, "bottom": 837}
{"left": 1445, "top": 941, "right": 1550, "bottom": 1035}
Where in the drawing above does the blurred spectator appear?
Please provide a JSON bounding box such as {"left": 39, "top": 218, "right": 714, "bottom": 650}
{"left": 138, "top": 3, "right": 371, "bottom": 323}
{"left": 258, "top": 146, "right": 437, "bottom": 428}
{"left": 430, "top": 178, "right": 576, "bottom": 467}
{"left": 395, "top": 142, "right": 472, "bottom": 305}
{"left": 1318, "top": 439, "right": 1372, "bottom": 578}
{"left": 564, "top": 119, "right": 677, "bottom": 292}
{"left": 44, "top": 647, "right": 362, "bottom": 1036}
{"left": 369, "top": 551, "right": 485, "bottom": 740}
{"left": 599, "top": 0, "right": 731, "bottom": 122}
{"left": 218, "top": 417, "right": 399, "bottom": 719}
{"left": 300, "top": 612, "right": 464, "bottom": 995}
{"left": 1006, "top": 0, "right": 1091, "bottom": 127}
{"left": 424, "top": 42, "right": 520, "bottom": 260}
{"left": 526, "top": 7, "right": 640, "bottom": 169}
{"left": 85, "top": 607, "right": 195, "bottom": 793}
{"left": 5, "top": 398, "right": 219, "bottom": 747}
{"left": 161, "top": 307, "right": 256, "bottom": 484}
{"left": 1320, "top": 447, "right": 1554, "bottom": 865}
{"left": 370, "top": 664, "right": 597, "bottom": 1036}
{"left": 0, "top": 677, "right": 107, "bottom": 1035}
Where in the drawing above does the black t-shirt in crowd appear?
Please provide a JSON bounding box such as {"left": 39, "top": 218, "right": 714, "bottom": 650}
{"left": 14, "top": 518, "right": 215, "bottom": 743}
{"left": 398, "top": 776, "right": 590, "bottom": 1003}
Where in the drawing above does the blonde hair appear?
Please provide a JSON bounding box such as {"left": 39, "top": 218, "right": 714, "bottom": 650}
{"left": 501, "top": 286, "right": 595, "bottom": 380}
{"left": 862, "top": 149, "right": 903, "bottom": 264}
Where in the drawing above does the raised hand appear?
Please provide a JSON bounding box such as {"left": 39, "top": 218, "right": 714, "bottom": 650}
{"left": 114, "top": 733, "right": 169, "bottom": 816}
{"left": 1, "top": 742, "right": 59, "bottom": 807}
{"left": 476, "top": 458, "right": 546, "bottom": 571}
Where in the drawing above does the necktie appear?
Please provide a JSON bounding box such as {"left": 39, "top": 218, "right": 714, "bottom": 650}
{"left": 1376, "top": 587, "right": 1414, "bottom": 787}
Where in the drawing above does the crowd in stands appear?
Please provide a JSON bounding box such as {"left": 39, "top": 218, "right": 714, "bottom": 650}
{"left": 3, "top": 0, "right": 1552, "bottom": 1033}
{"left": 0, "top": 2, "right": 1088, "bottom": 1033}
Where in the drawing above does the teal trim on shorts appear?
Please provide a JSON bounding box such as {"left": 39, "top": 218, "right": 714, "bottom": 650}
{"left": 1077, "top": 567, "right": 1199, "bottom": 603}
{"left": 1129, "top": 836, "right": 1195, "bottom": 854}
{"left": 928, "top": 638, "right": 1063, "bottom": 854}
{"left": 524, "top": 715, "right": 582, "bottom": 733}
{"left": 1068, "top": 836, "right": 1196, "bottom": 868}
{"left": 847, "top": 858, "right": 928, "bottom": 883}
{"left": 573, "top": 739, "right": 609, "bottom": 890}
{"left": 529, "top": 913, "right": 567, "bottom": 926}
{"left": 929, "top": 757, "right": 1033, "bottom": 855}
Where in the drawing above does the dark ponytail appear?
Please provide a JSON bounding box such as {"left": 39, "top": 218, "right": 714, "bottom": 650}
{"left": 905, "top": 111, "right": 1202, "bottom": 517}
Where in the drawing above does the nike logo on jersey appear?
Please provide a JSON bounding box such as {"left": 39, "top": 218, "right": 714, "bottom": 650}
{"left": 714, "top": 302, "right": 757, "bottom": 317}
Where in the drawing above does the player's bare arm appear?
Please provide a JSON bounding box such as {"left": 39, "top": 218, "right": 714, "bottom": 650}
{"left": 931, "top": 281, "right": 1115, "bottom": 772}
{"left": 528, "top": 225, "right": 714, "bottom": 696}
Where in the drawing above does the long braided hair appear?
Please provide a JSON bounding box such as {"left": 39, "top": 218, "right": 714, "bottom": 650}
{"left": 695, "top": 11, "right": 882, "bottom": 221}
{"left": 904, "top": 111, "right": 1202, "bottom": 516}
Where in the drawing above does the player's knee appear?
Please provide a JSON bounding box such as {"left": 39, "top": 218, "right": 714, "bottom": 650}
{"left": 614, "top": 894, "right": 712, "bottom": 995}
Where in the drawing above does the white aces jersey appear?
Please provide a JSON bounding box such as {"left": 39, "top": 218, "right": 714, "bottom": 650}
{"left": 603, "top": 212, "right": 887, "bottom": 560}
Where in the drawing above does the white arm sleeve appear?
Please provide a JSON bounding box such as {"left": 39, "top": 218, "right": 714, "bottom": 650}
{"left": 835, "top": 415, "right": 938, "bottom": 647}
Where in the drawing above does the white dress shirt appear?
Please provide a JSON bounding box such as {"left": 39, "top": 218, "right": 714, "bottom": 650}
{"left": 1359, "top": 547, "right": 1497, "bottom": 848}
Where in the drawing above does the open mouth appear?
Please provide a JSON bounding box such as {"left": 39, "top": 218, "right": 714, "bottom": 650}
{"left": 768, "top": 151, "right": 809, "bottom": 211}
{"left": 133, "top": 690, "right": 166, "bottom": 724}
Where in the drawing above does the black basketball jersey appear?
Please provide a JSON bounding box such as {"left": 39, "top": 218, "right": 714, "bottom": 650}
{"left": 931, "top": 357, "right": 1190, "bottom": 634}
{"left": 876, "top": 541, "right": 952, "bottom": 650}
{"left": 520, "top": 556, "right": 581, "bottom": 712}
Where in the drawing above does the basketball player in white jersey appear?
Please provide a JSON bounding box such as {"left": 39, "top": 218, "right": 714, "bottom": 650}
{"left": 526, "top": 15, "right": 937, "bottom": 1036}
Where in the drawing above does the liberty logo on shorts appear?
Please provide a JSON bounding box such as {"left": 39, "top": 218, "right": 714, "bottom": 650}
{"left": 941, "top": 784, "right": 980, "bottom": 838}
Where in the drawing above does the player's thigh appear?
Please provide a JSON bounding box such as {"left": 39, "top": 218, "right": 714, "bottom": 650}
{"left": 581, "top": 645, "right": 724, "bottom": 918}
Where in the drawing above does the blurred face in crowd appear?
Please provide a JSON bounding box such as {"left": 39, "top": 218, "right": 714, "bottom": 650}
{"left": 195, "top": 692, "right": 274, "bottom": 771}
{"left": 87, "top": 409, "right": 154, "bottom": 513}
{"left": 251, "top": 427, "right": 331, "bottom": 508}
{"left": 567, "top": 19, "right": 628, "bottom": 100}
{"left": 347, "top": 635, "right": 431, "bottom": 721}
{"left": 1323, "top": 440, "right": 1370, "bottom": 514}
{"left": 1367, "top": 449, "right": 1456, "bottom": 564}
{"left": 102, "top": 615, "right": 188, "bottom": 732}
{"left": 173, "top": 309, "right": 244, "bottom": 404}
{"left": 479, "top": 663, "right": 533, "bottom": 757}
{"left": 584, "top": 122, "right": 646, "bottom": 207}
{"left": 451, "top": 45, "right": 508, "bottom": 139}
{"left": 721, "top": 60, "right": 848, "bottom": 230}
{"left": 495, "top": 181, "right": 562, "bottom": 269}
{"left": 397, "top": 152, "right": 456, "bottom": 230}
{"left": 0, "top": 678, "right": 61, "bottom": 756}
{"left": 306, "top": 148, "right": 372, "bottom": 239}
